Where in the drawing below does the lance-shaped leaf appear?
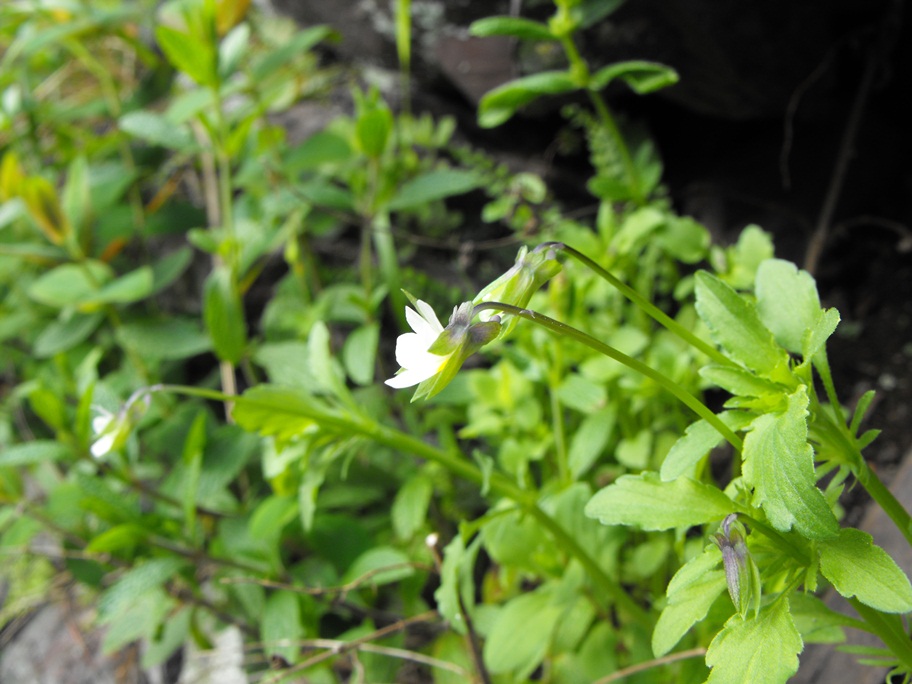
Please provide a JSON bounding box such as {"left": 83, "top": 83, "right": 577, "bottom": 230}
{"left": 585, "top": 471, "right": 735, "bottom": 530}
{"left": 590, "top": 60, "right": 679, "bottom": 94}
{"left": 819, "top": 528, "right": 912, "bottom": 613}
{"left": 653, "top": 545, "right": 727, "bottom": 656}
{"left": 742, "top": 387, "right": 839, "bottom": 540}
{"left": 694, "top": 270, "right": 789, "bottom": 378}
{"left": 478, "top": 71, "right": 578, "bottom": 128}
{"left": 704, "top": 599, "right": 803, "bottom": 684}
{"left": 469, "top": 16, "right": 555, "bottom": 41}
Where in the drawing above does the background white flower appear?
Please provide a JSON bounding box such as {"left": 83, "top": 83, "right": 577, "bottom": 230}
{"left": 91, "top": 411, "right": 118, "bottom": 458}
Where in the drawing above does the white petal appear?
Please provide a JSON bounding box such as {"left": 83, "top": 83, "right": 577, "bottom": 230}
{"left": 92, "top": 415, "right": 113, "bottom": 435}
{"left": 394, "top": 332, "right": 424, "bottom": 368}
{"left": 91, "top": 432, "right": 116, "bottom": 458}
{"left": 414, "top": 300, "right": 444, "bottom": 331}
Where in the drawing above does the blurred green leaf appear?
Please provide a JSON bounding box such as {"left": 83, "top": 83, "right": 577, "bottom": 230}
{"left": 33, "top": 311, "right": 104, "bottom": 357}
{"left": 119, "top": 111, "right": 197, "bottom": 152}
{"left": 590, "top": 60, "right": 679, "bottom": 93}
{"left": 388, "top": 169, "right": 482, "bottom": 211}
{"left": 155, "top": 24, "right": 215, "bottom": 86}
{"left": 478, "top": 71, "right": 578, "bottom": 128}
{"left": 117, "top": 317, "right": 211, "bottom": 360}
{"left": 203, "top": 266, "right": 247, "bottom": 364}
{"left": 469, "top": 16, "right": 555, "bottom": 40}
{"left": 261, "top": 591, "right": 303, "bottom": 663}
{"left": 0, "top": 440, "right": 72, "bottom": 467}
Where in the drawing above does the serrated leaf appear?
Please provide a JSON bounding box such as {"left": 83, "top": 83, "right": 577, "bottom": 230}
{"left": 585, "top": 471, "right": 734, "bottom": 530}
{"left": 742, "top": 387, "right": 839, "bottom": 540}
{"left": 695, "top": 270, "right": 789, "bottom": 377}
{"left": 803, "top": 308, "right": 840, "bottom": 362}
{"left": 660, "top": 411, "right": 753, "bottom": 481}
{"left": 705, "top": 599, "right": 802, "bottom": 684}
{"left": 590, "top": 60, "right": 679, "bottom": 93}
{"left": 699, "top": 365, "right": 784, "bottom": 399}
{"left": 819, "top": 528, "right": 912, "bottom": 613}
{"left": 469, "top": 16, "right": 555, "bottom": 40}
{"left": 653, "top": 546, "right": 727, "bottom": 656}
{"left": 755, "top": 259, "right": 822, "bottom": 355}
{"left": 233, "top": 385, "right": 329, "bottom": 444}
{"left": 478, "top": 71, "right": 578, "bottom": 128}
{"left": 387, "top": 169, "right": 482, "bottom": 211}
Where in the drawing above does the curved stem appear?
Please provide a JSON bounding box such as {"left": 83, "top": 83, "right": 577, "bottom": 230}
{"left": 476, "top": 303, "right": 743, "bottom": 453}
{"left": 558, "top": 244, "right": 736, "bottom": 368}
{"left": 158, "top": 383, "right": 652, "bottom": 627}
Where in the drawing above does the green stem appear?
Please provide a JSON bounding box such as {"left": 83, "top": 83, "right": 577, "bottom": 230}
{"left": 559, "top": 244, "right": 736, "bottom": 368}
{"left": 587, "top": 89, "right": 644, "bottom": 206}
{"left": 158, "top": 383, "right": 652, "bottom": 627}
{"left": 849, "top": 598, "right": 912, "bottom": 671}
{"left": 477, "top": 303, "right": 743, "bottom": 453}
{"left": 855, "top": 460, "right": 912, "bottom": 548}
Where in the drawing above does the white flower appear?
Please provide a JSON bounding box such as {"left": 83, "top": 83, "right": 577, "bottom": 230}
{"left": 385, "top": 299, "right": 502, "bottom": 401}
{"left": 385, "top": 300, "right": 451, "bottom": 389}
{"left": 90, "top": 411, "right": 118, "bottom": 458}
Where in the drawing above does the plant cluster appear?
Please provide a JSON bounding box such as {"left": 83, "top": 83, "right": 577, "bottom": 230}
{"left": 1, "top": 0, "right": 910, "bottom": 683}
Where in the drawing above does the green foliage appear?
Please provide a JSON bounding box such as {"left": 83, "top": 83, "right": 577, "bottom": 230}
{"left": 2, "top": 1, "right": 911, "bottom": 683}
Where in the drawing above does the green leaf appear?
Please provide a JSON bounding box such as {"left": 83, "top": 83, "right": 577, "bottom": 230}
{"left": 155, "top": 24, "right": 215, "bottom": 86}
{"left": 469, "top": 16, "right": 555, "bottom": 41}
{"left": 203, "top": 267, "right": 247, "bottom": 364}
{"left": 694, "top": 270, "right": 789, "bottom": 377}
{"left": 28, "top": 261, "right": 112, "bottom": 308}
{"left": 92, "top": 266, "right": 155, "bottom": 304}
{"left": 435, "top": 533, "right": 482, "bottom": 636}
{"left": 653, "top": 546, "right": 727, "bottom": 656}
{"left": 218, "top": 22, "right": 250, "bottom": 78}
{"left": 699, "top": 365, "right": 784, "bottom": 399}
{"left": 0, "top": 440, "right": 72, "bottom": 467}
{"left": 62, "top": 155, "right": 91, "bottom": 238}
{"left": 803, "top": 308, "right": 840, "bottom": 362}
{"left": 575, "top": 0, "right": 626, "bottom": 28}
{"left": 261, "top": 591, "right": 303, "bottom": 663}
{"left": 387, "top": 169, "right": 482, "bottom": 211}
{"left": 98, "top": 557, "right": 187, "bottom": 619}
{"left": 392, "top": 473, "right": 433, "bottom": 541}
{"left": 342, "top": 546, "right": 415, "bottom": 587}
{"left": 118, "top": 111, "right": 197, "bottom": 152}
{"left": 355, "top": 106, "right": 393, "bottom": 158}
{"left": 233, "top": 385, "right": 326, "bottom": 444}
{"left": 483, "top": 585, "right": 564, "bottom": 678}
{"left": 661, "top": 411, "right": 753, "bottom": 481}
{"left": 307, "top": 321, "right": 349, "bottom": 399}
{"left": 342, "top": 323, "right": 379, "bottom": 386}
{"left": 556, "top": 373, "right": 607, "bottom": 414}
{"left": 742, "top": 387, "right": 839, "bottom": 540}
{"left": 819, "top": 528, "right": 912, "bottom": 613}
{"left": 590, "top": 60, "right": 679, "bottom": 93}
{"left": 755, "top": 259, "right": 822, "bottom": 355}
{"left": 704, "top": 599, "right": 802, "bottom": 684}
{"left": 568, "top": 406, "right": 615, "bottom": 478}
{"left": 117, "top": 318, "right": 211, "bottom": 360}
{"left": 150, "top": 247, "right": 193, "bottom": 294}
{"left": 478, "top": 71, "right": 578, "bottom": 128}
{"left": 252, "top": 25, "right": 336, "bottom": 81}
{"left": 34, "top": 312, "right": 105, "bottom": 357}
{"left": 585, "top": 471, "right": 735, "bottom": 530}
{"left": 285, "top": 131, "right": 352, "bottom": 172}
